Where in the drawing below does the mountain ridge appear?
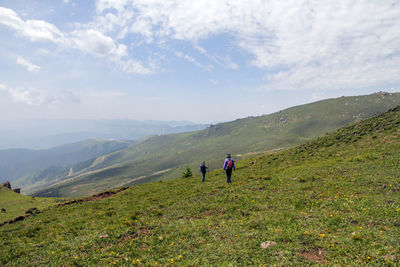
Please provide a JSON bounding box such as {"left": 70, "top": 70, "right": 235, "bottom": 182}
{"left": 33, "top": 91, "right": 400, "bottom": 197}
{"left": 0, "top": 139, "right": 135, "bottom": 193}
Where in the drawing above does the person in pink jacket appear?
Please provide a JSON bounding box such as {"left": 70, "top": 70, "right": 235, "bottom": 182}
{"left": 223, "top": 153, "right": 235, "bottom": 183}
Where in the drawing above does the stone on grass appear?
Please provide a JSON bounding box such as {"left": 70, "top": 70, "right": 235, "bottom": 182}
{"left": 261, "top": 241, "right": 276, "bottom": 249}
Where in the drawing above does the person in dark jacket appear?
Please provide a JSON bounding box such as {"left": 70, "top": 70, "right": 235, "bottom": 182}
{"left": 223, "top": 154, "right": 235, "bottom": 183}
{"left": 200, "top": 161, "right": 208, "bottom": 182}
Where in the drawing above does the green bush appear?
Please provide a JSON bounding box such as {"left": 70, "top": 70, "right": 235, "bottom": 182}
{"left": 182, "top": 167, "right": 193, "bottom": 178}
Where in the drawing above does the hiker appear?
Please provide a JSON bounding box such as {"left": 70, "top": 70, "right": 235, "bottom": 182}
{"left": 200, "top": 161, "right": 208, "bottom": 182}
{"left": 223, "top": 154, "right": 235, "bottom": 183}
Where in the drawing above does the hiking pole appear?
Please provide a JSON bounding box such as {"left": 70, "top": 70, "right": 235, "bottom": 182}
{"left": 208, "top": 162, "right": 209, "bottom": 180}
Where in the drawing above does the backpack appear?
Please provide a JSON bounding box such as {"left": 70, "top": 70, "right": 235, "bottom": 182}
{"left": 200, "top": 164, "right": 207, "bottom": 172}
{"left": 226, "top": 160, "right": 233, "bottom": 169}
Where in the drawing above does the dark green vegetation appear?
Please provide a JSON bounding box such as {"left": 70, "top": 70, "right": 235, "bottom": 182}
{"left": 1, "top": 106, "right": 399, "bottom": 265}
{"left": 0, "top": 186, "right": 64, "bottom": 223}
{"left": 182, "top": 167, "right": 193, "bottom": 178}
{"left": 0, "top": 139, "right": 133, "bottom": 194}
{"left": 35, "top": 92, "right": 400, "bottom": 197}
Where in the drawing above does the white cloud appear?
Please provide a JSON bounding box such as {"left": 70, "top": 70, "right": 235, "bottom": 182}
{"left": 0, "top": 84, "right": 46, "bottom": 105}
{"left": 96, "top": 0, "right": 130, "bottom": 14}
{"left": 16, "top": 57, "right": 41, "bottom": 72}
{"left": 0, "top": 6, "right": 65, "bottom": 43}
{"left": 94, "top": 0, "right": 400, "bottom": 91}
{"left": 194, "top": 45, "right": 238, "bottom": 70}
{"left": 114, "top": 58, "right": 153, "bottom": 75}
{"left": 175, "top": 51, "right": 213, "bottom": 72}
{"left": 0, "top": 6, "right": 152, "bottom": 75}
{"left": 70, "top": 29, "right": 127, "bottom": 57}
{"left": 3, "top": 2, "right": 400, "bottom": 87}
{"left": 209, "top": 79, "right": 219, "bottom": 86}
{"left": 0, "top": 84, "right": 79, "bottom": 106}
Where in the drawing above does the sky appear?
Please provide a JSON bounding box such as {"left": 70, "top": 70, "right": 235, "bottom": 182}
{"left": 0, "top": 0, "right": 399, "bottom": 123}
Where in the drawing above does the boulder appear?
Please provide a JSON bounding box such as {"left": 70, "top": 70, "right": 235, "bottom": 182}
{"left": 1, "top": 181, "right": 11, "bottom": 189}
{"left": 13, "top": 188, "right": 21, "bottom": 194}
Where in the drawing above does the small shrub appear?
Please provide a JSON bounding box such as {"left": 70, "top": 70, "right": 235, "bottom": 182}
{"left": 182, "top": 167, "right": 193, "bottom": 178}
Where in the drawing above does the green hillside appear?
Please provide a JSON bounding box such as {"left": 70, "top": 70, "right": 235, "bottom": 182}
{"left": 1, "top": 106, "right": 399, "bottom": 265}
{"left": 0, "top": 139, "right": 133, "bottom": 194}
{"left": 0, "top": 186, "right": 64, "bottom": 223}
{"left": 35, "top": 92, "right": 400, "bottom": 197}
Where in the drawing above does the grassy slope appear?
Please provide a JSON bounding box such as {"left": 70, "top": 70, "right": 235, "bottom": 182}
{"left": 0, "top": 138, "right": 132, "bottom": 183}
{"left": 1, "top": 107, "right": 399, "bottom": 265}
{"left": 1, "top": 139, "right": 133, "bottom": 194}
{"left": 35, "top": 92, "right": 400, "bottom": 197}
{"left": 0, "top": 186, "right": 64, "bottom": 223}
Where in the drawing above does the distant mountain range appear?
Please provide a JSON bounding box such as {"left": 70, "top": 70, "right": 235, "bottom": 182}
{"left": 0, "top": 139, "right": 135, "bottom": 191}
{"left": 28, "top": 91, "right": 400, "bottom": 197}
{"left": 0, "top": 119, "right": 208, "bottom": 149}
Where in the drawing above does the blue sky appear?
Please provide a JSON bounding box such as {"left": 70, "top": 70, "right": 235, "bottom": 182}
{"left": 0, "top": 0, "right": 399, "bottom": 123}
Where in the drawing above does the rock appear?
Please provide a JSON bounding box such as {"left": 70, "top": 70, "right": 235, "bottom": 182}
{"left": 14, "top": 216, "right": 25, "bottom": 222}
{"left": 13, "top": 188, "right": 21, "bottom": 194}
{"left": 261, "top": 241, "right": 276, "bottom": 249}
{"left": 25, "top": 207, "right": 40, "bottom": 215}
{"left": 1, "top": 181, "right": 11, "bottom": 189}
{"left": 100, "top": 234, "right": 109, "bottom": 239}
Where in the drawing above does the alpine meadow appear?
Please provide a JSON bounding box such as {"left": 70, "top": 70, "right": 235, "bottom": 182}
{"left": 30, "top": 92, "right": 400, "bottom": 197}
{"left": 1, "top": 1, "right": 400, "bottom": 266}
{"left": 1, "top": 103, "right": 399, "bottom": 265}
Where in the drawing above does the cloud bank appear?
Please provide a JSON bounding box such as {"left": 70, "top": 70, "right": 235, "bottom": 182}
{"left": 1, "top": 1, "right": 400, "bottom": 92}
{"left": 93, "top": 0, "right": 400, "bottom": 91}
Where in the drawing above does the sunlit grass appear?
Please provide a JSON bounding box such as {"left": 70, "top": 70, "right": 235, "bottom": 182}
{"left": 1, "top": 107, "right": 400, "bottom": 265}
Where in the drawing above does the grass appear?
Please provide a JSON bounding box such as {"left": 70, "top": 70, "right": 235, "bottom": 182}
{"left": 34, "top": 92, "right": 400, "bottom": 197}
{"left": 0, "top": 186, "right": 65, "bottom": 223}
{"left": 0, "top": 107, "right": 400, "bottom": 265}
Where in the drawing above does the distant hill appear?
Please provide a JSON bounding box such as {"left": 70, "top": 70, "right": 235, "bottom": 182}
{"left": 0, "top": 119, "right": 208, "bottom": 149}
{"left": 1, "top": 102, "right": 399, "bottom": 265}
{"left": 0, "top": 139, "right": 134, "bottom": 193}
{"left": 33, "top": 91, "right": 400, "bottom": 197}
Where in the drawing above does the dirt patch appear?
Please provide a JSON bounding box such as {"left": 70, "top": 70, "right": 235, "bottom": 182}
{"left": 299, "top": 248, "right": 325, "bottom": 264}
{"left": 193, "top": 208, "right": 224, "bottom": 219}
{"left": 57, "top": 187, "right": 129, "bottom": 206}
{"left": 137, "top": 226, "right": 153, "bottom": 237}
